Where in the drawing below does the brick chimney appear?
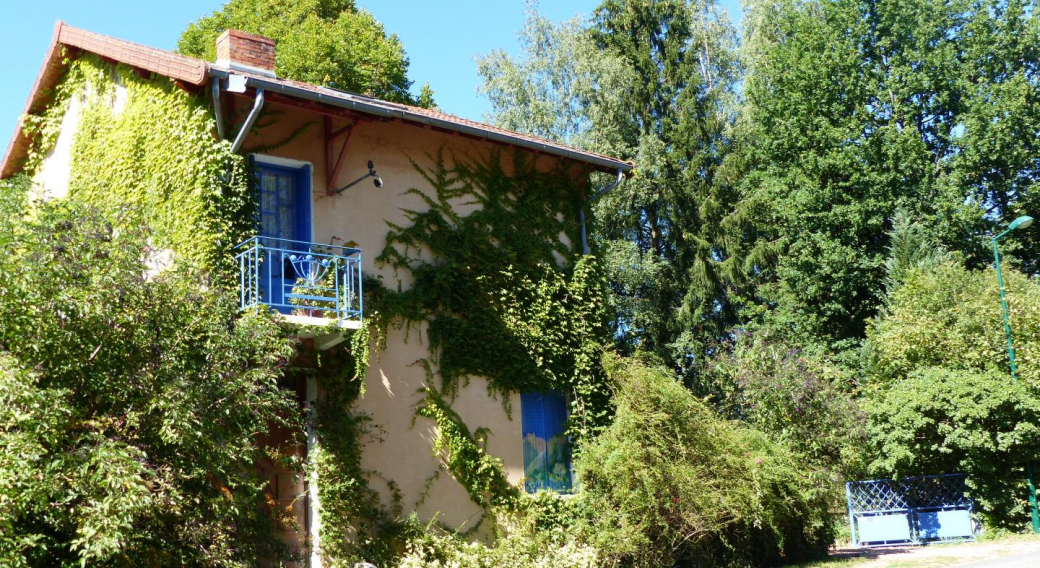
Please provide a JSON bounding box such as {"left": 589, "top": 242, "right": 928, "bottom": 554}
{"left": 215, "top": 29, "right": 276, "bottom": 77}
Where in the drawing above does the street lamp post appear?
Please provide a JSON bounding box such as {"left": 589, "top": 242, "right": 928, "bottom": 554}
{"left": 992, "top": 214, "right": 1037, "bottom": 534}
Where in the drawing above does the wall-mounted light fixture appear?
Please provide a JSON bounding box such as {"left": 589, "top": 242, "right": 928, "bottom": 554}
{"left": 334, "top": 161, "right": 382, "bottom": 194}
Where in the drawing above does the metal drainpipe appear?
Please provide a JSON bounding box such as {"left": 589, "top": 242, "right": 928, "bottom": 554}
{"left": 231, "top": 87, "right": 265, "bottom": 153}
{"left": 580, "top": 168, "right": 625, "bottom": 255}
{"left": 211, "top": 79, "right": 225, "bottom": 140}
{"left": 306, "top": 376, "right": 322, "bottom": 568}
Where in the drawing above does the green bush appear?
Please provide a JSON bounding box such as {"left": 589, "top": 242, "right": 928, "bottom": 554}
{"left": 864, "top": 262, "right": 1040, "bottom": 385}
{"left": 575, "top": 354, "right": 835, "bottom": 567}
{"left": 0, "top": 186, "right": 301, "bottom": 567}
{"left": 395, "top": 496, "right": 599, "bottom": 568}
{"left": 862, "top": 261, "right": 1040, "bottom": 528}
{"left": 867, "top": 367, "right": 1040, "bottom": 529}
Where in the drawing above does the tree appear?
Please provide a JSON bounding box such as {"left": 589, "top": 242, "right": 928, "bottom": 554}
{"left": 0, "top": 183, "right": 301, "bottom": 567}
{"left": 731, "top": 0, "right": 1040, "bottom": 348}
{"left": 478, "top": 1, "right": 742, "bottom": 379}
{"left": 178, "top": 0, "right": 433, "bottom": 106}
{"left": 476, "top": 6, "right": 635, "bottom": 160}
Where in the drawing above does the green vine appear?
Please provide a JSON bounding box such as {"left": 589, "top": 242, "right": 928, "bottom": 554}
{"left": 309, "top": 321, "right": 425, "bottom": 567}
{"left": 368, "top": 149, "right": 615, "bottom": 511}
{"left": 23, "top": 54, "right": 253, "bottom": 271}
{"left": 412, "top": 360, "right": 520, "bottom": 512}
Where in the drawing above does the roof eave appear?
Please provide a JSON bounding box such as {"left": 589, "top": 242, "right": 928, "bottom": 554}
{"left": 210, "top": 68, "right": 634, "bottom": 174}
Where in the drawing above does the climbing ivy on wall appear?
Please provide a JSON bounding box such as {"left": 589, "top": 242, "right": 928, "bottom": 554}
{"left": 308, "top": 323, "right": 412, "bottom": 566}
{"left": 368, "top": 149, "right": 614, "bottom": 510}
{"left": 372, "top": 149, "right": 610, "bottom": 400}
{"left": 22, "top": 54, "right": 253, "bottom": 271}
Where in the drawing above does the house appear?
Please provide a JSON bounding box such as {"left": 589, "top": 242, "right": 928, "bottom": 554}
{"left": 1, "top": 21, "right": 632, "bottom": 566}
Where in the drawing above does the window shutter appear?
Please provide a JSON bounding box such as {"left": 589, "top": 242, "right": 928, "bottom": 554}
{"left": 521, "top": 391, "right": 572, "bottom": 493}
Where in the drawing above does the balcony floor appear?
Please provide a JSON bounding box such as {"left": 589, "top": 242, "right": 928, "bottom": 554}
{"left": 279, "top": 313, "right": 362, "bottom": 330}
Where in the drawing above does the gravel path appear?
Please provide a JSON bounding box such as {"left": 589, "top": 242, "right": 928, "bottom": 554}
{"left": 953, "top": 549, "right": 1040, "bottom": 568}
{"left": 828, "top": 536, "right": 1040, "bottom": 567}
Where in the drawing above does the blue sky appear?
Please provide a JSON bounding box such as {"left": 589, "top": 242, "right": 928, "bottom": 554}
{"left": 0, "top": 1, "right": 741, "bottom": 145}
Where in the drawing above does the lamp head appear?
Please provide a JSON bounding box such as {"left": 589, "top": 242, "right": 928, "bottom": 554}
{"left": 373, "top": 176, "right": 383, "bottom": 188}
{"left": 1010, "top": 215, "right": 1034, "bottom": 231}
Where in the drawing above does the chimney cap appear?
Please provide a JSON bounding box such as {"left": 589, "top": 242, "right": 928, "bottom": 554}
{"left": 217, "top": 28, "right": 276, "bottom": 46}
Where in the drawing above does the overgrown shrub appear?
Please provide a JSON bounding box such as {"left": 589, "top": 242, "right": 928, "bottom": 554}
{"left": 863, "top": 262, "right": 1040, "bottom": 384}
{"left": 0, "top": 186, "right": 301, "bottom": 567}
{"left": 575, "top": 354, "right": 835, "bottom": 567}
{"left": 706, "top": 330, "right": 868, "bottom": 475}
{"left": 395, "top": 496, "right": 598, "bottom": 568}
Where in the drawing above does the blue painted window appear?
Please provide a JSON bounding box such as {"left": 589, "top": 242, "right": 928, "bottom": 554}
{"left": 256, "top": 161, "right": 310, "bottom": 243}
{"left": 521, "top": 391, "right": 572, "bottom": 492}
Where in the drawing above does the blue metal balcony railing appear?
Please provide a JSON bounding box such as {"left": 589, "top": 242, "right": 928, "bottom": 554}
{"left": 234, "top": 236, "right": 362, "bottom": 326}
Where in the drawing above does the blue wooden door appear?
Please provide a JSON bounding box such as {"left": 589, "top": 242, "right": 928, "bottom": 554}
{"left": 255, "top": 161, "right": 311, "bottom": 309}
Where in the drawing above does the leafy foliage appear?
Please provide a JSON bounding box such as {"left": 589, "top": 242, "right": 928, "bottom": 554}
{"left": 309, "top": 324, "right": 425, "bottom": 567}
{"left": 863, "top": 262, "right": 1040, "bottom": 384}
{"left": 706, "top": 331, "right": 867, "bottom": 474}
{"left": 370, "top": 149, "right": 612, "bottom": 429}
{"left": 0, "top": 185, "right": 300, "bottom": 568}
{"left": 864, "top": 260, "right": 1040, "bottom": 526}
{"left": 413, "top": 378, "right": 519, "bottom": 511}
{"left": 396, "top": 494, "right": 599, "bottom": 568}
{"left": 732, "top": 0, "right": 1040, "bottom": 347}
{"left": 575, "top": 354, "right": 835, "bottom": 567}
{"left": 178, "top": 0, "right": 433, "bottom": 106}
{"left": 479, "top": 1, "right": 743, "bottom": 378}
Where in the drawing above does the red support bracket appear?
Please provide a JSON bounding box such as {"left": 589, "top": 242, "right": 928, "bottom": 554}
{"left": 325, "top": 116, "right": 359, "bottom": 195}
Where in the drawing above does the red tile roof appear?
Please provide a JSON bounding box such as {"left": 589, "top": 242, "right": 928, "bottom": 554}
{"left": 60, "top": 25, "right": 208, "bottom": 84}
{"left": 1, "top": 22, "right": 633, "bottom": 179}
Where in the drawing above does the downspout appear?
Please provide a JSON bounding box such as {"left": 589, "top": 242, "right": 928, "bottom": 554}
{"left": 211, "top": 79, "right": 225, "bottom": 140}
{"left": 231, "top": 86, "right": 265, "bottom": 153}
{"left": 306, "top": 377, "right": 322, "bottom": 568}
{"left": 580, "top": 168, "right": 624, "bottom": 255}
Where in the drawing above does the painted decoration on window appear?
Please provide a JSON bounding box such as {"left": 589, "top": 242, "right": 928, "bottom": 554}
{"left": 521, "top": 391, "right": 572, "bottom": 492}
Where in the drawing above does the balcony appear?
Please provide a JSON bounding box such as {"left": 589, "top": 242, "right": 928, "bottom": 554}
{"left": 235, "top": 236, "right": 363, "bottom": 330}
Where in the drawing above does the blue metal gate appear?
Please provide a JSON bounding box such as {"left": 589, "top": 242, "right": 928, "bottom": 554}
{"left": 846, "top": 474, "right": 976, "bottom": 547}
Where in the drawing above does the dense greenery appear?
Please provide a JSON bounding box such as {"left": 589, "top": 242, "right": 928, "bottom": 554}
{"left": 10, "top": 0, "right": 1040, "bottom": 565}
{"left": 22, "top": 54, "right": 253, "bottom": 270}
{"left": 478, "top": 0, "right": 1040, "bottom": 545}
{"left": 0, "top": 182, "right": 300, "bottom": 567}
{"left": 393, "top": 355, "right": 834, "bottom": 568}
{"left": 706, "top": 331, "right": 867, "bottom": 474}
{"left": 178, "top": 0, "right": 434, "bottom": 107}
{"left": 863, "top": 260, "right": 1040, "bottom": 528}
{"left": 733, "top": 0, "right": 1040, "bottom": 348}
{"left": 479, "top": 0, "right": 742, "bottom": 378}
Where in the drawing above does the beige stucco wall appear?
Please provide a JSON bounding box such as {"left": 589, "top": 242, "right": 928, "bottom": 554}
{"left": 32, "top": 78, "right": 129, "bottom": 200}
{"left": 241, "top": 99, "right": 586, "bottom": 532}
